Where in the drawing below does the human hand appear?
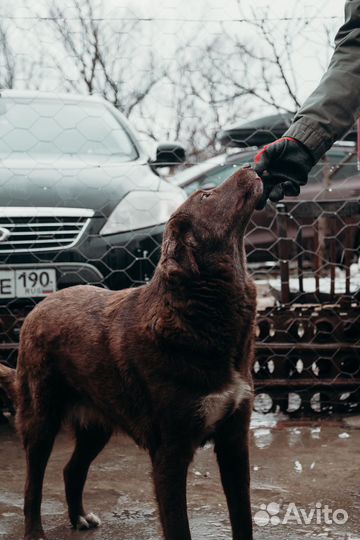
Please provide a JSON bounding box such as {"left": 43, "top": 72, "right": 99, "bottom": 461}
{"left": 254, "top": 137, "right": 315, "bottom": 209}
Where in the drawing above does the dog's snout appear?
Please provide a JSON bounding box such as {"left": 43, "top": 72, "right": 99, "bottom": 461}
{"left": 234, "top": 167, "right": 260, "bottom": 187}
{"left": 230, "top": 168, "right": 264, "bottom": 207}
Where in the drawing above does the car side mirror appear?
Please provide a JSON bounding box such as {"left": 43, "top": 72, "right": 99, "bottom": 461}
{"left": 152, "top": 143, "right": 186, "bottom": 167}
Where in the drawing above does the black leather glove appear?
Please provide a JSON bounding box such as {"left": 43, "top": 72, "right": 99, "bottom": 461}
{"left": 254, "top": 137, "right": 315, "bottom": 209}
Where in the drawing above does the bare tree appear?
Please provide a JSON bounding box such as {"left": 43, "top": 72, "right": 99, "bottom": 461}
{"left": 48, "top": 0, "right": 162, "bottom": 118}
{"left": 136, "top": 32, "right": 256, "bottom": 162}
{"left": 0, "top": 17, "right": 44, "bottom": 90}
{"left": 0, "top": 21, "right": 16, "bottom": 89}
{"left": 169, "top": 4, "right": 335, "bottom": 160}
{"left": 229, "top": 3, "right": 336, "bottom": 114}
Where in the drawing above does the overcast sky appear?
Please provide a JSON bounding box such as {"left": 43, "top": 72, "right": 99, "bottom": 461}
{"left": 106, "top": 0, "right": 345, "bottom": 104}
{"left": 12, "top": 0, "right": 344, "bottom": 18}
{"left": 120, "top": 0, "right": 343, "bottom": 19}
{"left": 13, "top": 0, "right": 345, "bottom": 105}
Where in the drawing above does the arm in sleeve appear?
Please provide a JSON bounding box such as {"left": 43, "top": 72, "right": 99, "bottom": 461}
{"left": 284, "top": 0, "right": 360, "bottom": 161}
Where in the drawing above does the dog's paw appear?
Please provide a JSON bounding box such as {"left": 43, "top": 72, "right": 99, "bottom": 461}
{"left": 24, "top": 528, "right": 46, "bottom": 540}
{"left": 76, "top": 513, "right": 101, "bottom": 530}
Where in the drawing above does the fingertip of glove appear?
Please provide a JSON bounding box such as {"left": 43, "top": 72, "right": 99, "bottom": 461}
{"left": 283, "top": 180, "right": 300, "bottom": 197}
{"left": 254, "top": 163, "right": 266, "bottom": 177}
{"left": 255, "top": 199, "right": 267, "bottom": 210}
{"left": 269, "top": 184, "right": 285, "bottom": 202}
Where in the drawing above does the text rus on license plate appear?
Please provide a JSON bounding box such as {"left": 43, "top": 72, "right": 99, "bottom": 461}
{"left": 0, "top": 269, "right": 57, "bottom": 298}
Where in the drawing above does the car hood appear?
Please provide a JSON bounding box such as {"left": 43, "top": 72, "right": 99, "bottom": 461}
{"left": 0, "top": 155, "right": 171, "bottom": 217}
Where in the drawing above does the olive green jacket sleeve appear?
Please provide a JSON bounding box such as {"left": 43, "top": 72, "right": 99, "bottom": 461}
{"left": 284, "top": 0, "right": 360, "bottom": 162}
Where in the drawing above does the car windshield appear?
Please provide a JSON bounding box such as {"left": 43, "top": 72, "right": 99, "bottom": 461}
{"left": 174, "top": 152, "right": 254, "bottom": 194}
{"left": 172, "top": 156, "right": 228, "bottom": 186}
{"left": 0, "top": 97, "right": 138, "bottom": 160}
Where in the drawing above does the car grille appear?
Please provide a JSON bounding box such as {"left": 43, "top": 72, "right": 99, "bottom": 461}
{"left": 0, "top": 207, "right": 94, "bottom": 253}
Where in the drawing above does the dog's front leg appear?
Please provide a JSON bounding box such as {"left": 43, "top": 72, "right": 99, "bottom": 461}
{"left": 214, "top": 401, "right": 253, "bottom": 540}
{"left": 151, "top": 442, "right": 194, "bottom": 540}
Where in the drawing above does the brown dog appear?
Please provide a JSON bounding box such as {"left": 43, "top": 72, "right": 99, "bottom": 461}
{"left": 0, "top": 166, "right": 262, "bottom": 540}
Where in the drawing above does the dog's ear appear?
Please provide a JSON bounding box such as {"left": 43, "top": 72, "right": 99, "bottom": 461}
{"left": 161, "top": 216, "right": 199, "bottom": 281}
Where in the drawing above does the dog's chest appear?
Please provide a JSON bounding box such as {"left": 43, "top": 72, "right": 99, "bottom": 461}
{"left": 199, "top": 373, "right": 252, "bottom": 429}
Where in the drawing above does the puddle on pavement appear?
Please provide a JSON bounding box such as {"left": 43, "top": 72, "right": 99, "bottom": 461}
{"left": 0, "top": 414, "right": 359, "bottom": 540}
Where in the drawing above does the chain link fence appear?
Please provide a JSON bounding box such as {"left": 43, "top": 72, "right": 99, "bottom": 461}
{"left": 0, "top": 0, "right": 359, "bottom": 416}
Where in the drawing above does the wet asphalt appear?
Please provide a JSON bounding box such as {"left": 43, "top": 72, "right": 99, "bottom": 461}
{"left": 0, "top": 413, "right": 359, "bottom": 540}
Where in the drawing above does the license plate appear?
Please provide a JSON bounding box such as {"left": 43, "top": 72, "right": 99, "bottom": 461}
{"left": 0, "top": 269, "right": 57, "bottom": 298}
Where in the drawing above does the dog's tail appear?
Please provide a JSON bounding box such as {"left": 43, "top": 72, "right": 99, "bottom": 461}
{"left": 0, "top": 363, "right": 16, "bottom": 404}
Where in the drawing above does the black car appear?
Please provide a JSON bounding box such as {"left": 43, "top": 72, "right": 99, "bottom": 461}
{"left": 172, "top": 141, "right": 359, "bottom": 263}
{"left": 175, "top": 112, "right": 358, "bottom": 198}
{"left": 0, "top": 91, "right": 186, "bottom": 366}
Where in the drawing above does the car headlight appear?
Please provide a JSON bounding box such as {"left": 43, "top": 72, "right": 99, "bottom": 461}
{"left": 100, "top": 189, "right": 187, "bottom": 235}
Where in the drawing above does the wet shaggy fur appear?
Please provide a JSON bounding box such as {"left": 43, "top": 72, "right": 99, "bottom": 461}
{"left": 0, "top": 167, "right": 263, "bottom": 540}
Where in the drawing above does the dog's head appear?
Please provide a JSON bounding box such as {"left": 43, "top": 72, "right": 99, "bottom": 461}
{"left": 159, "top": 166, "right": 263, "bottom": 282}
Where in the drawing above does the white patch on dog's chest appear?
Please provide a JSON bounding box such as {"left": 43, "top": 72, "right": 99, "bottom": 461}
{"left": 199, "top": 373, "right": 252, "bottom": 429}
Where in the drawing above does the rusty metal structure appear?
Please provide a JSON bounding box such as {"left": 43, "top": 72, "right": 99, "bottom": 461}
{"left": 254, "top": 201, "right": 360, "bottom": 414}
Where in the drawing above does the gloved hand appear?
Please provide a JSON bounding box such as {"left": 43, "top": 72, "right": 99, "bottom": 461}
{"left": 254, "top": 136, "right": 315, "bottom": 209}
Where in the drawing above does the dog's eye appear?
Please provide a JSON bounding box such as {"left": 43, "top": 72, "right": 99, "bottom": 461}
{"left": 200, "top": 192, "right": 211, "bottom": 200}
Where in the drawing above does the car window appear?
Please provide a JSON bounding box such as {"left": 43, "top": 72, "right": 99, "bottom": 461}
{"left": 183, "top": 163, "right": 244, "bottom": 195}
{"left": 201, "top": 163, "right": 244, "bottom": 186}
{"left": 326, "top": 148, "right": 357, "bottom": 181}
{"left": 308, "top": 147, "right": 357, "bottom": 184}
{"left": 0, "top": 98, "right": 138, "bottom": 160}
{"left": 172, "top": 156, "right": 226, "bottom": 186}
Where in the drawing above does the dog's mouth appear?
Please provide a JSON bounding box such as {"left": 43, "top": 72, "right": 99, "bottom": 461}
{"left": 235, "top": 167, "right": 263, "bottom": 210}
{"left": 248, "top": 172, "right": 263, "bottom": 200}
